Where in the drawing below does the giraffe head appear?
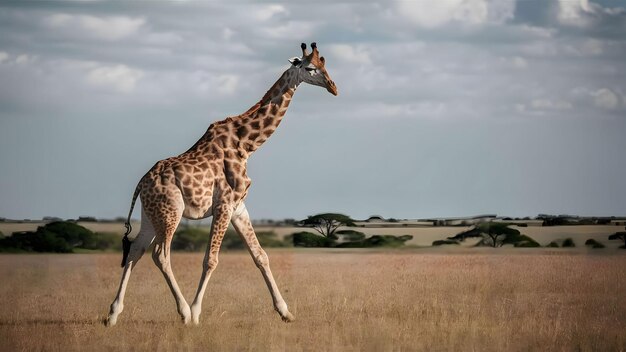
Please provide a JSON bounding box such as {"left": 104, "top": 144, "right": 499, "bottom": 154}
{"left": 289, "top": 42, "right": 338, "bottom": 96}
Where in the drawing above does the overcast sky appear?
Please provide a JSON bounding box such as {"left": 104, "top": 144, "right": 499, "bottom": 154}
{"left": 1, "top": 0, "right": 625, "bottom": 221}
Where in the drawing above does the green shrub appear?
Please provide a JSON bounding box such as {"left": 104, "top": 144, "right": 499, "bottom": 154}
{"left": 257, "top": 231, "right": 290, "bottom": 248}
{"left": 364, "top": 235, "right": 412, "bottom": 247}
{"left": 432, "top": 239, "right": 459, "bottom": 246}
{"left": 562, "top": 238, "right": 576, "bottom": 247}
{"left": 1, "top": 230, "right": 72, "bottom": 253}
{"left": 293, "top": 232, "right": 333, "bottom": 247}
{"left": 44, "top": 221, "right": 96, "bottom": 249}
{"left": 336, "top": 235, "right": 413, "bottom": 248}
{"left": 222, "top": 229, "right": 247, "bottom": 250}
{"left": 608, "top": 232, "right": 626, "bottom": 249}
{"left": 0, "top": 221, "right": 101, "bottom": 253}
{"left": 94, "top": 232, "right": 121, "bottom": 251}
{"left": 172, "top": 228, "right": 289, "bottom": 251}
{"left": 512, "top": 235, "right": 541, "bottom": 248}
{"left": 172, "top": 227, "right": 211, "bottom": 251}
{"left": 547, "top": 241, "right": 559, "bottom": 248}
{"left": 584, "top": 239, "right": 605, "bottom": 249}
{"left": 335, "top": 230, "right": 366, "bottom": 242}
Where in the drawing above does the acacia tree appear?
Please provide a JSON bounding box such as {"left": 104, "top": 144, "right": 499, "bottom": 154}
{"left": 478, "top": 222, "right": 520, "bottom": 248}
{"left": 609, "top": 228, "right": 626, "bottom": 248}
{"left": 299, "top": 213, "right": 356, "bottom": 239}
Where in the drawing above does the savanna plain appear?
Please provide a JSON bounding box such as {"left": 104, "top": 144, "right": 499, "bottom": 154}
{"left": 1, "top": 249, "right": 625, "bottom": 351}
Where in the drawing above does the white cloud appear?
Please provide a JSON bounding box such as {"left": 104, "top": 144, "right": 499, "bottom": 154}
{"left": 558, "top": 0, "right": 626, "bottom": 27}
{"left": 519, "top": 25, "right": 555, "bottom": 39}
{"left": 46, "top": 13, "right": 145, "bottom": 41}
{"left": 217, "top": 74, "right": 239, "bottom": 95}
{"left": 0, "top": 51, "right": 9, "bottom": 63}
{"left": 579, "top": 39, "right": 604, "bottom": 56}
{"left": 260, "top": 21, "right": 316, "bottom": 40}
{"left": 563, "top": 39, "right": 605, "bottom": 56}
{"left": 254, "top": 5, "right": 288, "bottom": 21}
{"left": 143, "top": 32, "right": 182, "bottom": 46}
{"left": 591, "top": 88, "right": 620, "bottom": 110}
{"left": 530, "top": 98, "right": 573, "bottom": 111}
{"left": 328, "top": 44, "right": 372, "bottom": 65}
{"left": 572, "top": 87, "right": 625, "bottom": 111}
{"left": 86, "top": 64, "right": 143, "bottom": 93}
{"left": 397, "top": 0, "right": 513, "bottom": 28}
{"left": 15, "top": 54, "right": 36, "bottom": 65}
{"left": 500, "top": 56, "right": 528, "bottom": 69}
{"left": 222, "top": 27, "right": 235, "bottom": 41}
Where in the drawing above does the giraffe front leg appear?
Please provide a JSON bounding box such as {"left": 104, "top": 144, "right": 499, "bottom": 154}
{"left": 190, "top": 203, "right": 233, "bottom": 325}
{"left": 231, "top": 203, "right": 294, "bottom": 322}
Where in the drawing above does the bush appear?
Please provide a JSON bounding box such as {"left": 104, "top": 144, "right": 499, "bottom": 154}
{"left": 172, "top": 227, "right": 210, "bottom": 251}
{"left": 335, "top": 230, "right": 366, "bottom": 242}
{"left": 44, "top": 221, "right": 97, "bottom": 249}
{"left": 336, "top": 235, "right": 413, "bottom": 248}
{"left": 584, "top": 239, "right": 605, "bottom": 249}
{"left": 172, "top": 228, "right": 290, "bottom": 251}
{"left": 363, "top": 235, "right": 412, "bottom": 247}
{"left": 257, "top": 231, "right": 290, "bottom": 248}
{"left": 511, "top": 235, "right": 541, "bottom": 248}
{"left": 562, "top": 238, "right": 576, "bottom": 247}
{"left": 93, "top": 232, "right": 121, "bottom": 251}
{"left": 608, "top": 232, "right": 626, "bottom": 249}
{"left": 432, "top": 239, "right": 459, "bottom": 246}
{"left": 0, "top": 221, "right": 102, "bottom": 253}
{"left": 547, "top": 241, "right": 560, "bottom": 248}
{"left": 293, "top": 232, "right": 333, "bottom": 247}
{"left": 1, "top": 230, "right": 72, "bottom": 253}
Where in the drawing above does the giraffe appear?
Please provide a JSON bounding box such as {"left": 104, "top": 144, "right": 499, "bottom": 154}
{"left": 105, "top": 42, "right": 338, "bottom": 326}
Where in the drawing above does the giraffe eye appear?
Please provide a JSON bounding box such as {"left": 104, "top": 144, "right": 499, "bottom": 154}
{"left": 305, "top": 67, "right": 316, "bottom": 72}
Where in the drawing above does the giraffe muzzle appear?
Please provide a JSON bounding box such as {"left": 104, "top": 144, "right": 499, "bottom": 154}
{"left": 326, "top": 80, "right": 338, "bottom": 96}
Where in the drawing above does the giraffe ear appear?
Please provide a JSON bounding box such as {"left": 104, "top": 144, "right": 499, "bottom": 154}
{"left": 289, "top": 57, "right": 302, "bottom": 67}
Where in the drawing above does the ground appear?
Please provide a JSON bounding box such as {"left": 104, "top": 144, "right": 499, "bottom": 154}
{"left": 1, "top": 250, "right": 625, "bottom": 351}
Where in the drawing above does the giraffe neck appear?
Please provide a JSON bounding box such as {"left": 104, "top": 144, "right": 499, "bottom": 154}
{"left": 236, "top": 68, "right": 302, "bottom": 154}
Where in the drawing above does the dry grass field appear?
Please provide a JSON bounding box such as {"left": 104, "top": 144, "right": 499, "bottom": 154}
{"left": 1, "top": 250, "right": 625, "bottom": 351}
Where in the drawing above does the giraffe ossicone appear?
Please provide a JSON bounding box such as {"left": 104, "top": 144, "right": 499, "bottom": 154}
{"left": 105, "top": 43, "right": 337, "bottom": 326}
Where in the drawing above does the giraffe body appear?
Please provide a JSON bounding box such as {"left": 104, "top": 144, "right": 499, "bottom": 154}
{"left": 106, "top": 43, "right": 337, "bottom": 326}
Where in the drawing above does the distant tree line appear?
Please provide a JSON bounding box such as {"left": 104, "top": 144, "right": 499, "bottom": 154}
{"left": 2, "top": 218, "right": 623, "bottom": 253}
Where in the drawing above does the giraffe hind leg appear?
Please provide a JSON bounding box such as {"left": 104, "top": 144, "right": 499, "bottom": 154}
{"left": 105, "top": 210, "right": 156, "bottom": 327}
{"left": 149, "top": 195, "right": 192, "bottom": 324}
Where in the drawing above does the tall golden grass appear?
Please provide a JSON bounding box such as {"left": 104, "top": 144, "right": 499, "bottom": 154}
{"left": 1, "top": 250, "right": 625, "bottom": 351}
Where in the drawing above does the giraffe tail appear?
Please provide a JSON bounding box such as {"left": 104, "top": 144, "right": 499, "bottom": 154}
{"left": 121, "top": 182, "right": 142, "bottom": 267}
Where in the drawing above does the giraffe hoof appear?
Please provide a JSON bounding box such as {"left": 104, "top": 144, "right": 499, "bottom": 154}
{"left": 281, "top": 312, "right": 295, "bottom": 323}
{"left": 104, "top": 316, "right": 117, "bottom": 327}
{"left": 179, "top": 304, "right": 192, "bottom": 325}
